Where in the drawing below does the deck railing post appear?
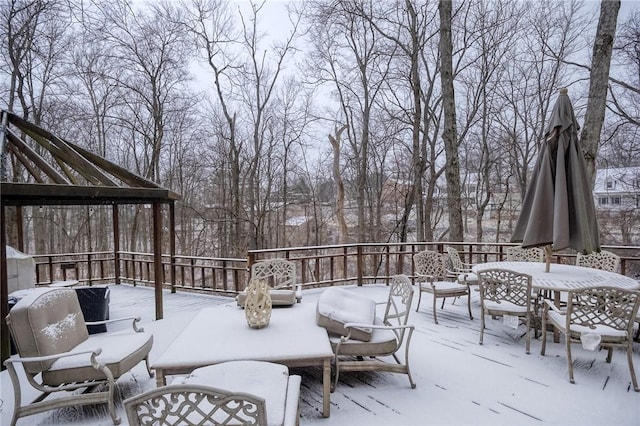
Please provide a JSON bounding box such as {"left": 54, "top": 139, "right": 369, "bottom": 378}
{"left": 113, "top": 204, "right": 120, "bottom": 285}
{"left": 222, "top": 260, "right": 229, "bottom": 291}
{"left": 170, "top": 202, "right": 176, "bottom": 293}
{"left": 87, "top": 252, "right": 93, "bottom": 286}
{"left": 357, "top": 245, "right": 363, "bottom": 286}
{"left": 343, "top": 246, "right": 348, "bottom": 282}
{"left": 48, "top": 256, "right": 54, "bottom": 284}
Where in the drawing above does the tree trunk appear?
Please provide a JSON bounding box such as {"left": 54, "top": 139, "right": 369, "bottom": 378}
{"left": 330, "top": 124, "right": 349, "bottom": 245}
{"left": 439, "top": 0, "right": 464, "bottom": 242}
{"left": 581, "top": 0, "right": 620, "bottom": 186}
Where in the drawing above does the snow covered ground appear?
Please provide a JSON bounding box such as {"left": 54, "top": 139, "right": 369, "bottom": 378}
{"left": 2, "top": 283, "right": 639, "bottom": 425}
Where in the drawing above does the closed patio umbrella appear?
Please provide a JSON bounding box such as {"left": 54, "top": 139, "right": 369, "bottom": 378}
{"left": 511, "top": 88, "right": 600, "bottom": 272}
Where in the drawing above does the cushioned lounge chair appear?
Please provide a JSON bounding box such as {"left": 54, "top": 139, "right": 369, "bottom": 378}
{"left": 4, "top": 287, "right": 153, "bottom": 426}
{"left": 320, "top": 275, "right": 416, "bottom": 391}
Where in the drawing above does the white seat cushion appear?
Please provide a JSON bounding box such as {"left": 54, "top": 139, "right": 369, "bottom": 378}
{"left": 548, "top": 310, "right": 628, "bottom": 338}
{"left": 419, "top": 281, "right": 468, "bottom": 292}
{"left": 185, "top": 361, "right": 297, "bottom": 426}
{"left": 484, "top": 300, "right": 527, "bottom": 313}
{"left": 316, "top": 287, "right": 376, "bottom": 342}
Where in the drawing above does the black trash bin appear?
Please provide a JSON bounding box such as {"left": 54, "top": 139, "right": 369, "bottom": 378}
{"left": 8, "top": 295, "right": 18, "bottom": 354}
{"left": 75, "top": 286, "right": 110, "bottom": 334}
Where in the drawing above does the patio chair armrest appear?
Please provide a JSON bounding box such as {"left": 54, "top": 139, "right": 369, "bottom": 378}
{"left": 416, "top": 273, "right": 437, "bottom": 283}
{"left": 341, "top": 322, "right": 415, "bottom": 342}
{"left": 446, "top": 269, "right": 472, "bottom": 283}
{"left": 86, "top": 316, "right": 144, "bottom": 332}
{"left": 451, "top": 265, "right": 474, "bottom": 273}
{"left": 343, "top": 322, "right": 415, "bottom": 332}
{"left": 3, "top": 348, "right": 102, "bottom": 365}
{"left": 542, "top": 299, "right": 563, "bottom": 314}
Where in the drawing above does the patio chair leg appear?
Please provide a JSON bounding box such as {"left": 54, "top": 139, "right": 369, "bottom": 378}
{"left": 540, "top": 309, "right": 548, "bottom": 356}
{"left": 606, "top": 347, "right": 613, "bottom": 363}
{"left": 466, "top": 290, "right": 473, "bottom": 320}
{"left": 145, "top": 355, "right": 154, "bottom": 377}
{"left": 416, "top": 288, "right": 422, "bottom": 313}
{"left": 433, "top": 296, "right": 439, "bottom": 324}
{"left": 566, "top": 336, "right": 575, "bottom": 384}
{"left": 440, "top": 297, "right": 446, "bottom": 309}
{"left": 479, "top": 311, "right": 485, "bottom": 345}
{"left": 524, "top": 317, "right": 531, "bottom": 354}
{"left": 331, "top": 355, "right": 339, "bottom": 393}
{"left": 626, "top": 343, "right": 639, "bottom": 392}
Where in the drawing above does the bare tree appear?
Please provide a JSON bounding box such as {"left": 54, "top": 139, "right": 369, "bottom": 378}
{"left": 357, "top": 1, "right": 438, "bottom": 242}
{"left": 438, "top": 0, "right": 463, "bottom": 242}
{"left": 605, "top": 9, "right": 640, "bottom": 159}
{"left": 84, "top": 0, "right": 191, "bottom": 251}
{"left": 456, "top": 0, "right": 525, "bottom": 243}
{"left": 1, "top": 0, "right": 73, "bottom": 253}
{"left": 329, "top": 124, "right": 348, "bottom": 244}
{"left": 581, "top": 0, "right": 621, "bottom": 186}
{"left": 268, "top": 77, "right": 315, "bottom": 248}
{"left": 237, "top": 1, "right": 301, "bottom": 250}
{"left": 181, "top": 0, "right": 245, "bottom": 255}
{"left": 304, "top": 0, "right": 392, "bottom": 242}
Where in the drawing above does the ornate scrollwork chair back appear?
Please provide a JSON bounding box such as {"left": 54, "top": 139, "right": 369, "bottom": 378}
{"left": 575, "top": 250, "right": 620, "bottom": 272}
{"left": 124, "top": 384, "right": 268, "bottom": 426}
{"left": 506, "top": 246, "right": 545, "bottom": 262}
{"left": 478, "top": 269, "right": 534, "bottom": 353}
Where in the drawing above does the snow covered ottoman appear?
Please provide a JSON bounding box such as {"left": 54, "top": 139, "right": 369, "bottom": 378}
{"left": 316, "top": 287, "right": 376, "bottom": 342}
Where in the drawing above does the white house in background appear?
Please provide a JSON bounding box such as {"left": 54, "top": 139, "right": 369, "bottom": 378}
{"left": 593, "top": 167, "right": 640, "bottom": 210}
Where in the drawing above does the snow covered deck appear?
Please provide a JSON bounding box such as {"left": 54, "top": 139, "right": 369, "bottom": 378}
{"left": 2, "top": 283, "right": 639, "bottom": 425}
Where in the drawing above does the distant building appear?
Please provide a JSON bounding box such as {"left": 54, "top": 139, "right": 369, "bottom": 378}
{"left": 593, "top": 167, "right": 640, "bottom": 210}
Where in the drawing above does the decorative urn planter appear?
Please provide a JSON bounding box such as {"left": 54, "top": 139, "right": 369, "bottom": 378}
{"left": 244, "top": 278, "right": 272, "bottom": 329}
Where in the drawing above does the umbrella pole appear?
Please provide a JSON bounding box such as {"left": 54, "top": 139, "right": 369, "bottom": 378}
{"left": 544, "top": 245, "right": 552, "bottom": 272}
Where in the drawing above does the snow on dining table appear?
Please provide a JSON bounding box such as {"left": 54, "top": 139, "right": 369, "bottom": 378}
{"left": 1, "top": 283, "right": 639, "bottom": 425}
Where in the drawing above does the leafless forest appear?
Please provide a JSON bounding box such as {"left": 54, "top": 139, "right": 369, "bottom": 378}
{"left": 2, "top": 0, "right": 639, "bottom": 258}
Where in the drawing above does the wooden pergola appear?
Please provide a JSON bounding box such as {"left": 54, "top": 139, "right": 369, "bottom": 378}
{"left": 0, "top": 110, "right": 181, "bottom": 365}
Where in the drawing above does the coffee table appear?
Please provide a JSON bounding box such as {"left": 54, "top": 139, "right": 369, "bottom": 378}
{"left": 152, "top": 301, "right": 333, "bottom": 418}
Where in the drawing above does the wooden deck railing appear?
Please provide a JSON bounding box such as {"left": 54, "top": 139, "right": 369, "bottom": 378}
{"left": 30, "top": 243, "right": 640, "bottom": 296}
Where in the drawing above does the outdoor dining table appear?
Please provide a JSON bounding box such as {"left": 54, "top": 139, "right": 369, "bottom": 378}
{"left": 472, "top": 261, "right": 640, "bottom": 294}
{"left": 472, "top": 261, "right": 640, "bottom": 342}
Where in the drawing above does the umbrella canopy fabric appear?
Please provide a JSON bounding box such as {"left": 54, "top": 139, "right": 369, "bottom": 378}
{"left": 511, "top": 88, "right": 600, "bottom": 255}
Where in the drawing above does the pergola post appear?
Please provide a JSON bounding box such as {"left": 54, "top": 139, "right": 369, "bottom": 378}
{"left": 113, "top": 204, "right": 120, "bottom": 285}
{"left": 1, "top": 205, "right": 9, "bottom": 367}
{"left": 153, "top": 201, "right": 163, "bottom": 320}
{"left": 170, "top": 202, "right": 176, "bottom": 294}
